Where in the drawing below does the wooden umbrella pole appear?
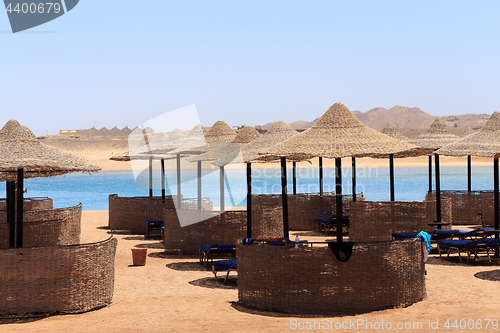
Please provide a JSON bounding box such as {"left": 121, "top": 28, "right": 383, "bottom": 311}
{"left": 220, "top": 166, "right": 225, "bottom": 212}
{"left": 197, "top": 161, "right": 202, "bottom": 211}
{"left": 161, "top": 159, "right": 165, "bottom": 201}
{"left": 177, "top": 154, "right": 181, "bottom": 209}
{"left": 319, "top": 157, "right": 323, "bottom": 195}
{"left": 390, "top": 154, "right": 395, "bottom": 201}
{"left": 7, "top": 181, "right": 15, "bottom": 248}
{"left": 428, "top": 155, "right": 432, "bottom": 192}
{"left": 292, "top": 161, "right": 297, "bottom": 195}
{"left": 246, "top": 163, "right": 252, "bottom": 238}
{"left": 468, "top": 155, "right": 472, "bottom": 192}
{"left": 148, "top": 157, "right": 153, "bottom": 197}
{"left": 281, "top": 157, "right": 289, "bottom": 239}
{"left": 494, "top": 158, "right": 499, "bottom": 238}
{"left": 435, "top": 154, "right": 441, "bottom": 224}
{"left": 352, "top": 157, "right": 356, "bottom": 201}
{"left": 16, "top": 168, "right": 24, "bottom": 248}
{"left": 335, "top": 158, "right": 343, "bottom": 243}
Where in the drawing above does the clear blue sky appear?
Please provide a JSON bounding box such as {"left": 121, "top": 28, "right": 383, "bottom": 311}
{"left": 1, "top": 0, "right": 499, "bottom": 136}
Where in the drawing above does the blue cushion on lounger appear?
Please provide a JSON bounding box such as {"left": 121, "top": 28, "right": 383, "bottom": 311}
{"left": 212, "top": 259, "right": 237, "bottom": 270}
{"left": 437, "top": 239, "right": 478, "bottom": 250}
{"left": 199, "top": 244, "right": 236, "bottom": 254}
{"left": 392, "top": 232, "right": 418, "bottom": 240}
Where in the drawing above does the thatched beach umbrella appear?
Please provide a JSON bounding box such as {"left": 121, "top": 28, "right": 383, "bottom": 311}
{"left": 187, "top": 125, "right": 257, "bottom": 212}
{"left": 381, "top": 122, "right": 411, "bottom": 142}
{"left": 0, "top": 119, "right": 21, "bottom": 248}
{"left": 409, "top": 118, "right": 459, "bottom": 223}
{"left": 0, "top": 125, "right": 100, "bottom": 248}
{"left": 375, "top": 123, "right": 433, "bottom": 201}
{"left": 213, "top": 121, "right": 300, "bottom": 238}
{"left": 437, "top": 112, "right": 500, "bottom": 235}
{"left": 261, "top": 102, "right": 417, "bottom": 242}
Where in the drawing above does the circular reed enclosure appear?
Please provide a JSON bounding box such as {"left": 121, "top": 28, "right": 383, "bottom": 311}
{"left": 0, "top": 204, "right": 82, "bottom": 249}
{"left": 251, "top": 193, "right": 364, "bottom": 231}
{"left": 0, "top": 236, "right": 117, "bottom": 317}
{"left": 163, "top": 207, "right": 283, "bottom": 254}
{"left": 108, "top": 194, "right": 213, "bottom": 234}
{"left": 349, "top": 198, "right": 452, "bottom": 243}
{"left": 237, "top": 239, "right": 426, "bottom": 315}
{"left": 0, "top": 197, "right": 53, "bottom": 211}
{"left": 426, "top": 191, "right": 494, "bottom": 226}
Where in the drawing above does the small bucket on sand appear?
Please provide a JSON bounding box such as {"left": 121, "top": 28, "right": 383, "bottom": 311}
{"left": 131, "top": 248, "right": 147, "bottom": 266}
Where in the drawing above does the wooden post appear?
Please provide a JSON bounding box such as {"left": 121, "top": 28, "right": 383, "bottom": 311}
{"left": 246, "top": 163, "right": 252, "bottom": 238}
{"left": 7, "top": 181, "right": 15, "bottom": 248}
{"left": 220, "top": 166, "right": 225, "bottom": 212}
{"left": 468, "top": 155, "right": 472, "bottom": 192}
{"left": 319, "top": 157, "right": 323, "bottom": 195}
{"left": 177, "top": 154, "right": 181, "bottom": 209}
{"left": 197, "top": 161, "right": 202, "bottom": 211}
{"left": 435, "top": 154, "right": 441, "bottom": 224}
{"left": 335, "top": 158, "right": 343, "bottom": 243}
{"left": 292, "top": 161, "right": 297, "bottom": 195}
{"left": 281, "top": 157, "right": 289, "bottom": 239}
{"left": 16, "top": 168, "right": 24, "bottom": 248}
{"left": 161, "top": 159, "right": 165, "bottom": 201}
{"left": 149, "top": 157, "right": 153, "bottom": 197}
{"left": 352, "top": 157, "right": 356, "bottom": 201}
{"left": 390, "top": 154, "right": 395, "bottom": 201}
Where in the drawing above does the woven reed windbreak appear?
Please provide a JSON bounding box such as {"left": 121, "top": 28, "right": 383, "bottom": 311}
{"left": 237, "top": 239, "right": 426, "bottom": 315}
{"left": 163, "top": 207, "right": 282, "bottom": 254}
{"left": 251, "top": 193, "right": 365, "bottom": 230}
{"left": 349, "top": 199, "right": 452, "bottom": 242}
{"left": 426, "top": 190, "right": 495, "bottom": 226}
{"left": 0, "top": 236, "right": 117, "bottom": 317}
{"left": 0, "top": 204, "right": 82, "bottom": 249}
{"left": 0, "top": 197, "right": 53, "bottom": 210}
{"left": 108, "top": 195, "right": 213, "bottom": 234}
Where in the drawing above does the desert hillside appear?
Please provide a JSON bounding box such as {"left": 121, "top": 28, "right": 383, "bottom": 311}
{"left": 259, "top": 105, "right": 489, "bottom": 131}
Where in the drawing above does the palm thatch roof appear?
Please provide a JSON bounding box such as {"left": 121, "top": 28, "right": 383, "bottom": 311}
{"left": 460, "top": 128, "right": 475, "bottom": 137}
{"left": 213, "top": 121, "right": 299, "bottom": 166}
{"left": 151, "top": 124, "right": 207, "bottom": 156}
{"left": 0, "top": 119, "right": 21, "bottom": 143}
{"left": 0, "top": 126, "right": 100, "bottom": 181}
{"left": 408, "top": 117, "right": 459, "bottom": 150}
{"left": 380, "top": 122, "right": 410, "bottom": 142}
{"left": 259, "top": 102, "right": 418, "bottom": 160}
{"left": 437, "top": 112, "right": 500, "bottom": 157}
{"left": 186, "top": 126, "right": 260, "bottom": 163}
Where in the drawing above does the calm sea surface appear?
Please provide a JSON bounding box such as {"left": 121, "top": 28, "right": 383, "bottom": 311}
{"left": 0, "top": 166, "right": 496, "bottom": 211}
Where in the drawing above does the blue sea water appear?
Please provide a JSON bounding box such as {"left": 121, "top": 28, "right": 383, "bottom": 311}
{"left": 0, "top": 166, "right": 496, "bottom": 211}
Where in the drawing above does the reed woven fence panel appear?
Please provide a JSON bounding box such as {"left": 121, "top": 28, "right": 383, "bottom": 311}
{"left": 108, "top": 195, "right": 213, "bottom": 234}
{"left": 425, "top": 191, "right": 492, "bottom": 225}
{"left": 349, "top": 198, "right": 452, "bottom": 242}
{"left": 0, "top": 236, "right": 117, "bottom": 317}
{"left": 108, "top": 195, "right": 177, "bottom": 234}
{"left": 251, "top": 193, "right": 364, "bottom": 231}
{"left": 237, "top": 239, "right": 426, "bottom": 315}
{"left": 0, "top": 197, "right": 53, "bottom": 211}
{"left": 163, "top": 207, "right": 282, "bottom": 254}
{"left": 0, "top": 204, "right": 82, "bottom": 249}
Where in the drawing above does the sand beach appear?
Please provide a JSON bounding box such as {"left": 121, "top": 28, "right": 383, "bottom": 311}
{"left": 2, "top": 210, "right": 500, "bottom": 332}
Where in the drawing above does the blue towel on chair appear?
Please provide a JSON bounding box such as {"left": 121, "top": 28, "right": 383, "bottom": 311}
{"left": 416, "top": 231, "right": 431, "bottom": 252}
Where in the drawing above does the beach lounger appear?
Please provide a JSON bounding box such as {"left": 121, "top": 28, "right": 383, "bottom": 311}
{"left": 392, "top": 229, "right": 466, "bottom": 241}
{"left": 457, "top": 227, "right": 494, "bottom": 240}
{"left": 146, "top": 220, "right": 164, "bottom": 239}
{"left": 199, "top": 244, "right": 236, "bottom": 267}
{"left": 437, "top": 238, "right": 500, "bottom": 263}
{"left": 315, "top": 215, "right": 349, "bottom": 233}
{"left": 211, "top": 259, "right": 237, "bottom": 284}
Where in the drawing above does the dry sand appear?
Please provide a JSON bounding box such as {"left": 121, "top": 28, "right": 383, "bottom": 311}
{"left": 2, "top": 211, "right": 500, "bottom": 332}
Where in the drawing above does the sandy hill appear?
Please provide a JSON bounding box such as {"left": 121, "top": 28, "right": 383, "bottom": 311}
{"left": 258, "top": 106, "right": 489, "bottom": 132}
